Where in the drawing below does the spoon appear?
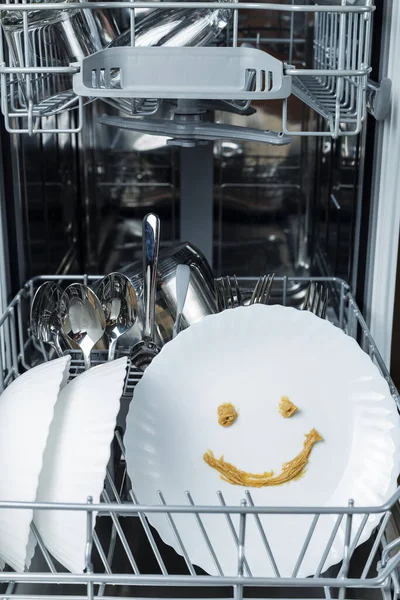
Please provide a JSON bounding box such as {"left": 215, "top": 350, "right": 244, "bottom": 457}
{"left": 97, "top": 272, "right": 138, "bottom": 361}
{"left": 60, "top": 284, "right": 106, "bottom": 370}
{"left": 30, "top": 281, "right": 64, "bottom": 357}
{"left": 130, "top": 213, "right": 161, "bottom": 371}
{"left": 172, "top": 264, "right": 190, "bottom": 339}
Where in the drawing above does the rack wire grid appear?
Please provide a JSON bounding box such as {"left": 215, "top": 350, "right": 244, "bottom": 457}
{"left": 0, "top": 1, "right": 374, "bottom": 136}
{"left": 0, "top": 274, "right": 399, "bottom": 600}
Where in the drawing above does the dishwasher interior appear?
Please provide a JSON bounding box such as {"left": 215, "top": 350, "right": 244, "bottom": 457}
{"left": 0, "top": 1, "right": 398, "bottom": 600}
{"left": 3, "top": 0, "right": 374, "bottom": 299}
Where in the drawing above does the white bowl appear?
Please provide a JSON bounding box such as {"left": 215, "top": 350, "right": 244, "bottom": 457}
{"left": 0, "top": 356, "right": 71, "bottom": 572}
{"left": 125, "top": 305, "right": 400, "bottom": 578}
{"left": 34, "top": 357, "right": 128, "bottom": 572}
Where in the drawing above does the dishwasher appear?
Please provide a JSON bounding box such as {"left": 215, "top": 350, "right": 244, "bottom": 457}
{"left": 0, "top": 1, "right": 399, "bottom": 600}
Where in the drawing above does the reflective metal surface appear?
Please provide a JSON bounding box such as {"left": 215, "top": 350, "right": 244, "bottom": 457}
{"left": 215, "top": 274, "right": 242, "bottom": 309}
{"left": 105, "top": 4, "right": 232, "bottom": 115}
{"left": 1, "top": 0, "right": 118, "bottom": 116}
{"left": 3, "top": 3, "right": 369, "bottom": 294}
{"left": 130, "top": 213, "right": 161, "bottom": 371}
{"left": 30, "top": 281, "right": 64, "bottom": 357}
{"left": 122, "top": 241, "right": 218, "bottom": 348}
{"left": 172, "top": 263, "right": 190, "bottom": 338}
{"left": 97, "top": 272, "right": 137, "bottom": 360}
{"left": 302, "top": 281, "right": 328, "bottom": 319}
{"left": 60, "top": 283, "right": 106, "bottom": 369}
{"left": 249, "top": 272, "right": 274, "bottom": 305}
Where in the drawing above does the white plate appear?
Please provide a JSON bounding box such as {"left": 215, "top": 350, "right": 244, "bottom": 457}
{"left": 0, "top": 356, "right": 71, "bottom": 572}
{"left": 34, "top": 357, "right": 128, "bottom": 573}
{"left": 125, "top": 305, "right": 400, "bottom": 578}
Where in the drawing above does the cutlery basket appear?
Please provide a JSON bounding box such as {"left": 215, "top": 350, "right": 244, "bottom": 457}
{"left": 0, "top": 274, "right": 400, "bottom": 600}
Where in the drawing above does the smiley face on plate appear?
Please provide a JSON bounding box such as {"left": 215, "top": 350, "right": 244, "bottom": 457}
{"left": 204, "top": 397, "right": 323, "bottom": 487}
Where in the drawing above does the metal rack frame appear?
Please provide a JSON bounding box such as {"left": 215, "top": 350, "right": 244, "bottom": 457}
{"left": 0, "top": 1, "right": 375, "bottom": 137}
{"left": 0, "top": 275, "right": 400, "bottom": 600}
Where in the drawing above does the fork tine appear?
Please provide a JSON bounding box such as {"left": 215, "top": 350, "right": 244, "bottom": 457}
{"left": 222, "top": 277, "right": 230, "bottom": 310}
{"left": 222, "top": 276, "right": 228, "bottom": 308}
{"left": 216, "top": 275, "right": 242, "bottom": 309}
{"left": 311, "top": 283, "right": 319, "bottom": 315}
{"left": 314, "top": 284, "right": 322, "bottom": 316}
{"left": 258, "top": 275, "right": 268, "bottom": 303}
{"left": 302, "top": 282, "right": 312, "bottom": 311}
{"left": 302, "top": 282, "right": 328, "bottom": 318}
{"left": 321, "top": 287, "right": 329, "bottom": 319}
{"left": 215, "top": 278, "right": 225, "bottom": 311}
{"left": 233, "top": 276, "right": 242, "bottom": 307}
{"left": 226, "top": 276, "right": 235, "bottom": 308}
{"left": 250, "top": 277, "right": 261, "bottom": 305}
{"left": 262, "top": 273, "right": 275, "bottom": 304}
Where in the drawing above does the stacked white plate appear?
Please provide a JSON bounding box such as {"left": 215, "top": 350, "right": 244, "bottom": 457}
{"left": 0, "top": 355, "right": 127, "bottom": 573}
{"left": 0, "top": 356, "right": 71, "bottom": 572}
{"left": 34, "top": 357, "right": 128, "bottom": 572}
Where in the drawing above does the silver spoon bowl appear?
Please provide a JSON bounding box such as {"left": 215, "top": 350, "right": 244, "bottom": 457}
{"left": 97, "top": 272, "right": 138, "bottom": 361}
{"left": 60, "top": 284, "right": 106, "bottom": 370}
{"left": 30, "top": 281, "right": 64, "bottom": 357}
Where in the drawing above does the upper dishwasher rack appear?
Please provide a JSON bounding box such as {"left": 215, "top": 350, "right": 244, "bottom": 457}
{"left": 0, "top": 1, "right": 379, "bottom": 136}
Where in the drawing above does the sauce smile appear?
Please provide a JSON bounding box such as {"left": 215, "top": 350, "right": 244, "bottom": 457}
{"left": 203, "top": 428, "right": 323, "bottom": 487}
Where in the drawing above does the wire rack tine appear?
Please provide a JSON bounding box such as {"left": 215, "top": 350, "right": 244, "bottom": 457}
{"left": 361, "top": 512, "right": 392, "bottom": 579}
{"left": 338, "top": 500, "right": 354, "bottom": 600}
{"left": 92, "top": 530, "right": 112, "bottom": 575}
{"left": 29, "top": 522, "right": 57, "bottom": 574}
{"left": 244, "top": 491, "right": 280, "bottom": 577}
{"left": 129, "top": 489, "right": 168, "bottom": 575}
{"left": 101, "top": 489, "right": 140, "bottom": 574}
{"left": 100, "top": 466, "right": 124, "bottom": 587}
{"left": 115, "top": 428, "right": 168, "bottom": 576}
{"left": 337, "top": 513, "right": 369, "bottom": 577}
{"left": 234, "top": 499, "right": 247, "bottom": 600}
{"left": 324, "top": 586, "right": 333, "bottom": 600}
{"left": 291, "top": 514, "right": 320, "bottom": 577}
{"left": 217, "top": 491, "right": 252, "bottom": 577}
{"left": 314, "top": 514, "right": 344, "bottom": 577}
{"left": 186, "top": 491, "right": 223, "bottom": 576}
{"left": 105, "top": 467, "right": 123, "bottom": 504}
{"left": 157, "top": 491, "right": 196, "bottom": 576}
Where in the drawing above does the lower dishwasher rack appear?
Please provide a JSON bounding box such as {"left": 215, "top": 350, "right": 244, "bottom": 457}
{"left": 1, "top": 275, "right": 400, "bottom": 600}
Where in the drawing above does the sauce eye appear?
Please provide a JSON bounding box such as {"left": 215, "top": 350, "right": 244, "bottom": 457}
{"left": 217, "top": 403, "right": 238, "bottom": 427}
{"left": 279, "top": 396, "right": 298, "bottom": 418}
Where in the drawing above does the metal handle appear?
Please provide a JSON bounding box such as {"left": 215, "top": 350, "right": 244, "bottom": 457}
{"left": 142, "top": 213, "right": 160, "bottom": 341}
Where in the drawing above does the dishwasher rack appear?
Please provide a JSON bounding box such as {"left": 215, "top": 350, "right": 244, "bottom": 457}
{"left": 0, "top": 1, "right": 378, "bottom": 137}
{"left": 0, "top": 275, "right": 400, "bottom": 600}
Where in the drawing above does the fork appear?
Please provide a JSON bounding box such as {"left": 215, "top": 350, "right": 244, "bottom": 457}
{"left": 249, "top": 273, "right": 275, "bottom": 305}
{"left": 215, "top": 275, "right": 242, "bottom": 310}
{"left": 302, "top": 282, "right": 328, "bottom": 318}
